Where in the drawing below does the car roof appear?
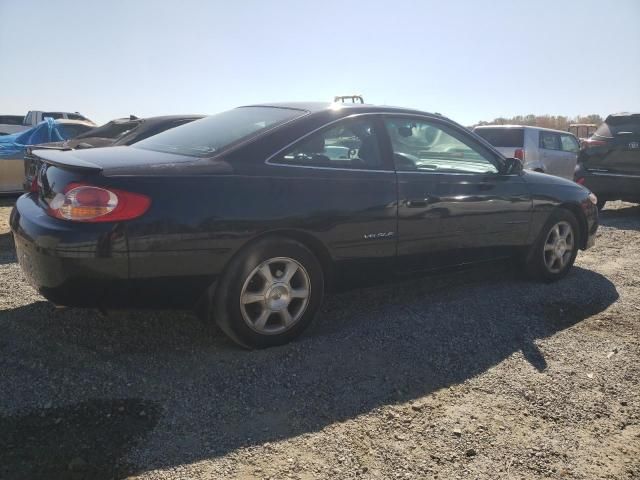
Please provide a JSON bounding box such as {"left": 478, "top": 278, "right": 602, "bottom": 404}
{"left": 606, "top": 112, "right": 640, "bottom": 121}
{"left": 107, "top": 114, "right": 204, "bottom": 124}
{"left": 141, "top": 114, "right": 205, "bottom": 122}
{"left": 244, "top": 101, "right": 448, "bottom": 119}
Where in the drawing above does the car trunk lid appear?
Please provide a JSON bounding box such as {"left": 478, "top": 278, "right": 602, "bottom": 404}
{"left": 31, "top": 145, "right": 233, "bottom": 176}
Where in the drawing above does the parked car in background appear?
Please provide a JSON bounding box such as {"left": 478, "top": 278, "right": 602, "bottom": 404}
{"left": 0, "top": 116, "right": 25, "bottom": 135}
{"left": 23, "top": 115, "right": 204, "bottom": 190}
{"left": 575, "top": 112, "right": 640, "bottom": 209}
{"left": 0, "top": 110, "right": 95, "bottom": 136}
{"left": 473, "top": 125, "right": 580, "bottom": 180}
{"left": 0, "top": 118, "right": 94, "bottom": 194}
{"left": 11, "top": 102, "right": 598, "bottom": 348}
{"left": 568, "top": 123, "right": 597, "bottom": 144}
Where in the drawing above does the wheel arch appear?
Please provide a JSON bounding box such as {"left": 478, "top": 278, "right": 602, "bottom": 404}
{"left": 196, "top": 228, "right": 334, "bottom": 323}
{"left": 230, "top": 229, "right": 334, "bottom": 290}
{"left": 557, "top": 202, "right": 588, "bottom": 250}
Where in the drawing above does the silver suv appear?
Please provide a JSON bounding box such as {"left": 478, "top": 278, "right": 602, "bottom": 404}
{"left": 473, "top": 125, "right": 580, "bottom": 180}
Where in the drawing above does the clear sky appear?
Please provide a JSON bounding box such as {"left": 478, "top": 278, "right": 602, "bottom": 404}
{"left": 1, "top": 0, "right": 638, "bottom": 126}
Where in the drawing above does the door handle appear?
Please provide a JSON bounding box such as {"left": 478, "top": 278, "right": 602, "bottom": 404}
{"left": 406, "top": 197, "right": 435, "bottom": 208}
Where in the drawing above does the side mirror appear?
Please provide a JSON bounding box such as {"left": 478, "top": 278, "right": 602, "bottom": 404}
{"left": 504, "top": 157, "right": 523, "bottom": 175}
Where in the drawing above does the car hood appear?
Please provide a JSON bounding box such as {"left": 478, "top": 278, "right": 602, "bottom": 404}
{"left": 522, "top": 169, "right": 580, "bottom": 188}
{"left": 522, "top": 169, "right": 591, "bottom": 198}
{"left": 31, "top": 145, "right": 233, "bottom": 176}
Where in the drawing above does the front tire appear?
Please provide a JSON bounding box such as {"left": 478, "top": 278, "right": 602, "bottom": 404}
{"left": 525, "top": 209, "right": 580, "bottom": 282}
{"left": 211, "top": 236, "right": 324, "bottom": 348}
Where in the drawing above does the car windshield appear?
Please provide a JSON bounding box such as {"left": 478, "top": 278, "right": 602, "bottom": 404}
{"left": 133, "top": 107, "right": 306, "bottom": 157}
{"left": 474, "top": 127, "right": 524, "bottom": 147}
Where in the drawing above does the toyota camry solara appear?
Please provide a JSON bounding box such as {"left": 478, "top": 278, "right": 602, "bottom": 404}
{"left": 11, "top": 102, "right": 599, "bottom": 348}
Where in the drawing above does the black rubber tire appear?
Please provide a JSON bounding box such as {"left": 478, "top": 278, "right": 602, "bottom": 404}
{"left": 597, "top": 199, "right": 607, "bottom": 211}
{"left": 211, "top": 236, "right": 324, "bottom": 349}
{"left": 524, "top": 209, "right": 580, "bottom": 282}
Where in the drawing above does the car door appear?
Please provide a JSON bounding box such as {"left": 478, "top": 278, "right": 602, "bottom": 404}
{"left": 539, "top": 131, "right": 565, "bottom": 177}
{"left": 559, "top": 134, "right": 580, "bottom": 179}
{"left": 266, "top": 115, "right": 398, "bottom": 281}
{"left": 380, "top": 116, "right": 532, "bottom": 272}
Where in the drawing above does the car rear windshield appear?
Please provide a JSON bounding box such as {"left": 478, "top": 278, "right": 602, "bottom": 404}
{"left": 474, "top": 127, "right": 524, "bottom": 148}
{"left": 133, "top": 107, "right": 306, "bottom": 157}
{"left": 595, "top": 116, "right": 640, "bottom": 137}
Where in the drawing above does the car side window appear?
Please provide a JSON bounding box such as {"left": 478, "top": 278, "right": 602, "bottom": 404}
{"left": 539, "top": 131, "right": 560, "bottom": 150}
{"left": 560, "top": 134, "right": 579, "bottom": 153}
{"left": 274, "top": 118, "right": 384, "bottom": 170}
{"left": 384, "top": 118, "right": 499, "bottom": 174}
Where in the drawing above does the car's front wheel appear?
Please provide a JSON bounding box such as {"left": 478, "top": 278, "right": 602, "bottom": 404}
{"left": 211, "top": 236, "right": 324, "bottom": 348}
{"left": 525, "top": 209, "right": 580, "bottom": 282}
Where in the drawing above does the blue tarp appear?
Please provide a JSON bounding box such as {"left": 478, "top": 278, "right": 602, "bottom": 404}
{"left": 0, "top": 118, "right": 68, "bottom": 159}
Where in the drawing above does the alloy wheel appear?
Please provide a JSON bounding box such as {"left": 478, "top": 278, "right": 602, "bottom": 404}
{"left": 239, "top": 257, "right": 311, "bottom": 335}
{"left": 543, "top": 221, "right": 575, "bottom": 274}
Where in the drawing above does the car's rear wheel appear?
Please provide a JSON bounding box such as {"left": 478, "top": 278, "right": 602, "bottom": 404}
{"left": 525, "top": 209, "right": 579, "bottom": 282}
{"left": 211, "top": 236, "right": 324, "bottom": 348}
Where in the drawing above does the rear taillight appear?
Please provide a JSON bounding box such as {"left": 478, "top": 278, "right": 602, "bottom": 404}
{"left": 514, "top": 148, "right": 525, "bottom": 161}
{"left": 575, "top": 177, "right": 585, "bottom": 185}
{"left": 583, "top": 139, "right": 608, "bottom": 148}
{"left": 48, "top": 183, "right": 151, "bottom": 222}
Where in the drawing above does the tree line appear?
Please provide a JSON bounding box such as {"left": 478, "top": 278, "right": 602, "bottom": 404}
{"left": 473, "top": 114, "right": 603, "bottom": 131}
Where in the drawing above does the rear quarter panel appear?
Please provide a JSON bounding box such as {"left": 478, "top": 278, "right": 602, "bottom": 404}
{"left": 118, "top": 162, "right": 398, "bottom": 301}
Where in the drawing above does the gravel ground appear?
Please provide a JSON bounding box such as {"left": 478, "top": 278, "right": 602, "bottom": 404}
{"left": 0, "top": 197, "right": 638, "bottom": 480}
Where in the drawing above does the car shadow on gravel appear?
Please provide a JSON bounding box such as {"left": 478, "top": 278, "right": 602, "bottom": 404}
{"left": 0, "top": 264, "right": 618, "bottom": 478}
{"left": 0, "top": 399, "right": 161, "bottom": 480}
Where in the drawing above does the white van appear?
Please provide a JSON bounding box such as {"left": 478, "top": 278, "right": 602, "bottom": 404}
{"left": 473, "top": 125, "right": 580, "bottom": 180}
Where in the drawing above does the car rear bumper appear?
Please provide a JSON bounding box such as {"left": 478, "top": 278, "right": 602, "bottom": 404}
{"left": 10, "top": 194, "right": 130, "bottom": 307}
{"left": 11, "top": 194, "right": 214, "bottom": 309}
{"left": 581, "top": 171, "right": 640, "bottom": 203}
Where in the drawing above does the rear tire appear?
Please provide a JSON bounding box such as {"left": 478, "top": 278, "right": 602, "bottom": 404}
{"left": 210, "top": 236, "right": 324, "bottom": 349}
{"left": 524, "top": 209, "right": 580, "bottom": 282}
